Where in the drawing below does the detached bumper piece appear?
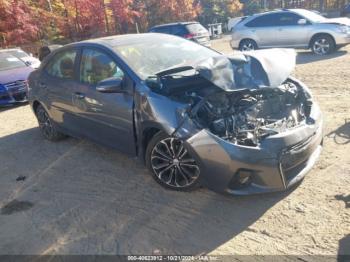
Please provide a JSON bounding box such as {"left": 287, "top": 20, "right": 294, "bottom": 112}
{"left": 0, "top": 80, "right": 28, "bottom": 105}
{"left": 184, "top": 106, "right": 323, "bottom": 195}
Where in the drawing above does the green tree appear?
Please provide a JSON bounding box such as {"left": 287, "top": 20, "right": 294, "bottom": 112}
{"left": 198, "top": 0, "right": 242, "bottom": 26}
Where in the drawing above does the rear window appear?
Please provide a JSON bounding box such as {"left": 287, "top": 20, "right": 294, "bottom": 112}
{"left": 150, "top": 25, "right": 188, "bottom": 36}
{"left": 186, "top": 23, "right": 207, "bottom": 33}
{"left": 171, "top": 25, "right": 188, "bottom": 35}
{"left": 150, "top": 26, "right": 171, "bottom": 34}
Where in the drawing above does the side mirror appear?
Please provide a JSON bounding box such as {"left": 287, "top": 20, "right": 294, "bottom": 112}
{"left": 96, "top": 77, "right": 125, "bottom": 93}
{"left": 25, "top": 61, "right": 32, "bottom": 66}
{"left": 298, "top": 19, "right": 307, "bottom": 25}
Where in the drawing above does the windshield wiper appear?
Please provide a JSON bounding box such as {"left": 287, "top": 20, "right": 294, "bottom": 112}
{"left": 155, "top": 66, "right": 194, "bottom": 77}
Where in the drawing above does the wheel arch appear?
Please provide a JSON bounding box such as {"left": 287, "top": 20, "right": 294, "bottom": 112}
{"left": 309, "top": 33, "right": 336, "bottom": 48}
{"left": 31, "top": 100, "right": 54, "bottom": 120}
{"left": 141, "top": 126, "right": 164, "bottom": 161}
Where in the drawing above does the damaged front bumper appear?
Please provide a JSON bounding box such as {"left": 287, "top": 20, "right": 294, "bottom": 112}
{"left": 183, "top": 102, "right": 323, "bottom": 195}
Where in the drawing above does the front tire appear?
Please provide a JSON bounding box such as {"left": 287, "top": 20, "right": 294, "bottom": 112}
{"left": 239, "top": 39, "right": 258, "bottom": 51}
{"left": 35, "top": 104, "right": 66, "bottom": 141}
{"left": 311, "top": 35, "right": 335, "bottom": 55}
{"left": 145, "top": 132, "right": 200, "bottom": 191}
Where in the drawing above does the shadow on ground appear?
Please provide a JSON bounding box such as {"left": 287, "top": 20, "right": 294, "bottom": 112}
{"left": 296, "top": 50, "right": 347, "bottom": 64}
{"left": 335, "top": 194, "right": 350, "bottom": 209}
{"left": 0, "top": 102, "right": 28, "bottom": 112}
{"left": 326, "top": 119, "right": 350, "bottom": 145}
{"left": 336, "top": 194, "right": 350, "bottom": 260}
{"left": 338, "top": 235, "right": 350, "bottom": 260}
{"left": 0, "top": 127, "right": 293, "bottom": 255}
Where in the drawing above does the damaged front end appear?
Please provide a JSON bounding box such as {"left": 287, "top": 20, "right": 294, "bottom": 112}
{"left": 191, "top": 79, "right": 312, "bottom": 147}
{"left": 146, "top": 49, "right": 323, "bottom": 194}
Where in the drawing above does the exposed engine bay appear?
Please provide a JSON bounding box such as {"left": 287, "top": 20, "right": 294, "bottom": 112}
{"left": 190, "top": 81, "right": 312, "bottom": 146}
{"left": 146, "top": 50, "right": 313, "bottom": 147}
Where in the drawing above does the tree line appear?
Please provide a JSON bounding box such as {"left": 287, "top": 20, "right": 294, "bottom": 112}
{"left": 0, "top": 0, "right": 242, "bottom": 48}
{"left": 1, "top": 0, "right": 348, "bottom": 48}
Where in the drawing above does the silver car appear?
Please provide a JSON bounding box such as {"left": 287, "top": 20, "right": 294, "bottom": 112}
{"left": 230, "top": 9, "right": 350, "bottom": 55}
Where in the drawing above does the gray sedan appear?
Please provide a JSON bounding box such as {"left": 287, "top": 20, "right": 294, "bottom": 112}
{"left": 28, "top": 34, "right": 323, "bottom": 195}
{"left": 230, "top": 9, "right": 350, "bottom": 55}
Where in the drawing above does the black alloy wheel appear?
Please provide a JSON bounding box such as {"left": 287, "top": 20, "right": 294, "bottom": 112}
{"left": 35, "top": 104, "right": 65, "bottom": 141}
{"left": 146, "top": 132, "right": 200, "bottom": 191}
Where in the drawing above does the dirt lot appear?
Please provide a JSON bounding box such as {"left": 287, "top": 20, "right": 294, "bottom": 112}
{"left": 0, "top": 36, "right": 349, "bottom": 256}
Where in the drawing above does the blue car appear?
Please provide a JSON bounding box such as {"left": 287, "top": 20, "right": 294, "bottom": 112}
{"left": 0, "top": 52, "right": 34, "bottom": 106}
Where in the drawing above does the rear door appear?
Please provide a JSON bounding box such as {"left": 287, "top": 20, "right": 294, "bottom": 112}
{"left": 245, "top": 13, "right": 280, "bottom": 47}
{"left": 39, "top": 48, "right": 82, "bottom": 134}
{"left": 73, "top": 47, "right": 136, "bottom": 155}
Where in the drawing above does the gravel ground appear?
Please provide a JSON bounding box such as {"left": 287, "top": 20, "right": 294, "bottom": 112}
{"left": 0, "top": 36, "right": 349, "bottom": 257}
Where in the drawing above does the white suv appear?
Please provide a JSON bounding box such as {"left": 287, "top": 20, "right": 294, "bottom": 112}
{"left": 230, "top": 9, "right": 350, "bottom": 55}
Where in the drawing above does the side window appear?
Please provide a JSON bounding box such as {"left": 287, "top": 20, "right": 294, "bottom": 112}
{"left": 45, "top": 49, "right": 77, "bottom": 80}
{"left": 245, "top": 14, "right": 278, "bottom": 27}
{"left": 277, "top": 13, "right": 303, "bottom": 26}
{"left": 80, "top": 49, "right": 124, "bottom": 85}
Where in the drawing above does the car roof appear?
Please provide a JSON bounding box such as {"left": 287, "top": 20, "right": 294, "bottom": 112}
{"left": 250, "top": 9, "right": 280, "bottom": 17}
{"left": 67, "top": 33, "right": 180, "bottom": 49}
{"left": 250, "top": 8, "right": 312, "bottom": 17}
{"left": 242, "top": 9, "right": 313, "bottom": 23}
{"left": 150, "top": 21, "right": 199, "bottom": 29}
{"left": 287, "top": 8, "right": 311, "bottom": 13}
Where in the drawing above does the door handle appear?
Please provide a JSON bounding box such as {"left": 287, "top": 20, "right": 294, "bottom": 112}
{"left": 73, "top": 92, "right": 85, "bottom": 99}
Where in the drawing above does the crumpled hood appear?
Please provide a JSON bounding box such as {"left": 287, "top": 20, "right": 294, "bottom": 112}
{"left": 195, "top": 55, "right": 236, "bottom": 91}
{"left": 244, "top": 48, "right": 296, "bottom": 88}
{"left": 319, "top": 17, "right": 350, "bottom": 26}
{"left": 195, "top": 48, "right": 296, "bottom": 91}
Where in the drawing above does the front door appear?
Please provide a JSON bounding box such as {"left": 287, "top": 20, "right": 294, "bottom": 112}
{"left": 74, "top": 47, "right": 136, "bottom": 155}
{"left": 274, "top": 12, "right": 311, "bottom": 47}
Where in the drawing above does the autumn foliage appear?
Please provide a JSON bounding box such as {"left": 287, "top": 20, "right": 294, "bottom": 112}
{"left": 0, "top": 0, "right": 242, "bottom": 47}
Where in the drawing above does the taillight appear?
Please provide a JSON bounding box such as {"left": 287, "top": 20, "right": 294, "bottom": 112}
{"left": 184, "top": 33, "right": 195, "bottom": 39}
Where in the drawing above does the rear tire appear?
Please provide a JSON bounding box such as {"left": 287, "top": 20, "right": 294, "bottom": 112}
{"left": 145, "top": 131, "right": 200, "bottom": 191}
{"left": 239, "top": 39, "right": 258, "bottom": 51}
{"left": 35, "top": 104, "right": 66, "bottom": 141}
{"left": 311, "top": 35, "right": 335, "bottom": 55}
